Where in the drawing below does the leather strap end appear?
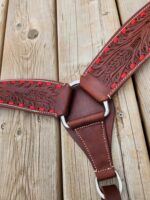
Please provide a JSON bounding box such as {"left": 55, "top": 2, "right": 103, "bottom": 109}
{"left": 102, "top": 185, "right": 121, "bottom": 200}
{"left": 68, "top": 112, "right": 105, "bottom": 129}
{"left": 55, "top": 84, "right": 72, "bottom": 116}
{"left": 71, "top": 120, "right": 115, "bottom": 181}
{"left": 80, "top": 75, "right": 109, "bottom": 102}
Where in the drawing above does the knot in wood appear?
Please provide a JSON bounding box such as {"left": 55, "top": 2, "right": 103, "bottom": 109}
{"left": 28, "top": 29, "right": 39, "bottom": 40}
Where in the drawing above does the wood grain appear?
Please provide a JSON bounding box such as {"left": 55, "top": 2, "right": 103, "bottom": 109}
{"left": 0, "top": 0, "right": 62, "bottom": 199}
{"left": 0, "top": 0, "right": 9, "bottom": 69}
{"left": 57, "top": 0, "right": 150, "bottom": 199}
{"left": 117, "top": 0, "right": 150, "bottom": 147}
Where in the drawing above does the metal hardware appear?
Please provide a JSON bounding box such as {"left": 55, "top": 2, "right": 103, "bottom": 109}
{"left": 95, "top": 170, "right": 122, "bottom": 199}
{"left": 60, "top": 80, "right": 110, "bottom": 129}
{"left": 103, "top": 100, "right": 109, "bottom": 117}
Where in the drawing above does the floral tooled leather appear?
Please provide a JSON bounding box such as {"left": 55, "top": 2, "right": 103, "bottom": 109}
{"left": 0, "top": 80, "right": 71, "bottom": 117}
{"left": 81, "top": 2, "right": 150, "bottom": 100}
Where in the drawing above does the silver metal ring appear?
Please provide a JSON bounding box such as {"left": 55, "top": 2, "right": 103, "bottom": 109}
{"left": 60, "top": 80, "right": 110, "bottom": 129}
{"left": 95, "top": 170, "right": 122, "bottom": 199}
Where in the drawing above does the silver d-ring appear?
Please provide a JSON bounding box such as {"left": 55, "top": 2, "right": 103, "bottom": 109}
{"left": 95, "top": 170, "right": 122, "bottom": 199}
{"left": 60, "top": 80, "right": 110, "bottom": 129}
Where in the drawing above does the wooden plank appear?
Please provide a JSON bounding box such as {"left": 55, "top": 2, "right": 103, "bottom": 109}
{"left": 0, "top": 0, "right": 62, "bottom": 199}
{"left": 117, "top": 0, "right": 150, "bottom": 147}
{"left": 0, "top": 0, "right": 9, "bottom": 69}
{"left": 57, "top": 0, "right": 150, "bottom": 199}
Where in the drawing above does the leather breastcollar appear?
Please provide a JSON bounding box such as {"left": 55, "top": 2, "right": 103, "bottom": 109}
{"left": 0, "top": 2, "right": 150, "bottom": 199}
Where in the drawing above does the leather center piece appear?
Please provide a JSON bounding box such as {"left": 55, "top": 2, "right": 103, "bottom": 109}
{"left": 66, "top": 85, "right": 105, "bottom": 128}
{"left": 65, "top": 85, "right": 116, "bottom": 181}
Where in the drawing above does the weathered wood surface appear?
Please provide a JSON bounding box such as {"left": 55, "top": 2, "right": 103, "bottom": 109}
{"left": 0, "top": 0, "right": 149, "bottom": 200}
{"left": 0, "top": 0, "right": 62, "bottom": 199}
{"left": 0, "top": 0, "right": 8, "bottom": 69}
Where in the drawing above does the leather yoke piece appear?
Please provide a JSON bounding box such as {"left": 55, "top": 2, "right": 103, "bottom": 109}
{"left": 66, "top": 85, "right": 116, "bottom": 180}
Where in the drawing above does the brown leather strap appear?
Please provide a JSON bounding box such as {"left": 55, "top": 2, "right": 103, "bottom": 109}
{"left": 0, "top": 79, "right": 72, "bottom": 117}
{"left": 65, "top": 85, "right": 116, "bottom": 181}
{"left": 102, "top": 185, "right": 121, "bottom": 200}
{"left": 80, "top": 2, "right": 150, "bottom": 102}
{"left": 71, "top": 121, "right": 115, "bottom": 180}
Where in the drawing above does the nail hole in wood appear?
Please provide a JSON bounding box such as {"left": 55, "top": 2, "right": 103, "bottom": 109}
{"left": 17, "top": 128, "right": 22, "bottom": 136}
{"left": 118, "top": 112, "right": 124, "bottom": 118}
{"left": 16, "top": 23, "right": 22, "bottom": 28}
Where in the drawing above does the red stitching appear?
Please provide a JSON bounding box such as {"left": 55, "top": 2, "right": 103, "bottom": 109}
{"left": 95, "top": 57, "right": 101, "bottom": 64}
{"left": 29, "top": 105, "right": 35, "bottom": 109}
{"left": 49, "top": 109, "right": 55, "bottom": 113}
{"left": 37, "top": 81, "right": 43, "bottom": 85}
{"left": 19, "top": 80, "right": 25, "bottom": 84}
{"left": 120, "top": 72, "right": 127, "bottom": 79}
{"left": 46, "top": 82, "right": 52, "bottom": 86}
{"left": 108, "top": 51, "right": 150, "bottom": 97}
{"left": 8, "top": 101, "right": 14, "bottom": 105}
{"left": 55, "top": 84, "right": 62, "bottom": 89}
{"left": 130, "top": 63, "right": 136, "bottom": 69}
{"left": 113, "top": 37, "right": 119, "bottom": 43}
{"left": 39, "top": 107, "right": 45, "bottom": 111}
{"left": 85, "top": 3, "right": 150, "bottom": 75}
{"left": 131, "top": 18, "right": 137, "bottom": 25}
{"left": 139, "top": 55, "right": 145, "bottom": 61}
{"left": 18, "top": 103, "right": 24, "bottom": 107}
{"left": 10, "top": 81, "right": 16, "bottom": 84}
{"left": 29, "top": 80, "right": 34, "bottom": 84}
{"left": 121, "top": 28, "right": 127, "bottom": 34}
{"left": 111, "top": 82, "right": 117, "bottom": 89}
{"left": 140, "top": 11, "right": 146, "bottom": 17}
{"left": 88, "top": 66, "right": 94, "bottom": 73}
{"left": 104, "top": 47, "right": 110, "bottom": 53}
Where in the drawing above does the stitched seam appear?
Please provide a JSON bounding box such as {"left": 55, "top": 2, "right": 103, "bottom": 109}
{"left": 75, "top": 121, "right": 114, "bottom": 173}
{"left": 0, "top": 79, "right": 66, "bottom": 86}
{"left": 75, "top": 124, "right": 97, "bottom": 170}
{"left": 76, "top": 121, "right": 101, "bottom": 130}
{"left": 108, "top": 52, "right": 150, "bottom": 97}
{"left": 0, "top": 80, "right": 68, "bottom": 116}
{"left": 94, "top": 167, "right": 114, "bottom": 173}
{"left": 100, "top": 121, "right": 113, "bottom": 168}
{"left": 0, "top": 103, "right": 58, "bottom": 116}
{"left": 84, "top": 3, "right": 150, "bottom": 75}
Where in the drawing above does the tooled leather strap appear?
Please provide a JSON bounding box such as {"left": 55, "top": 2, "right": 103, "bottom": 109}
{"left": 0, "top": 79, "right": 72, "bottom": 117}
{"left": 80, "top": 2, "right": 150, "bottom": 102}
